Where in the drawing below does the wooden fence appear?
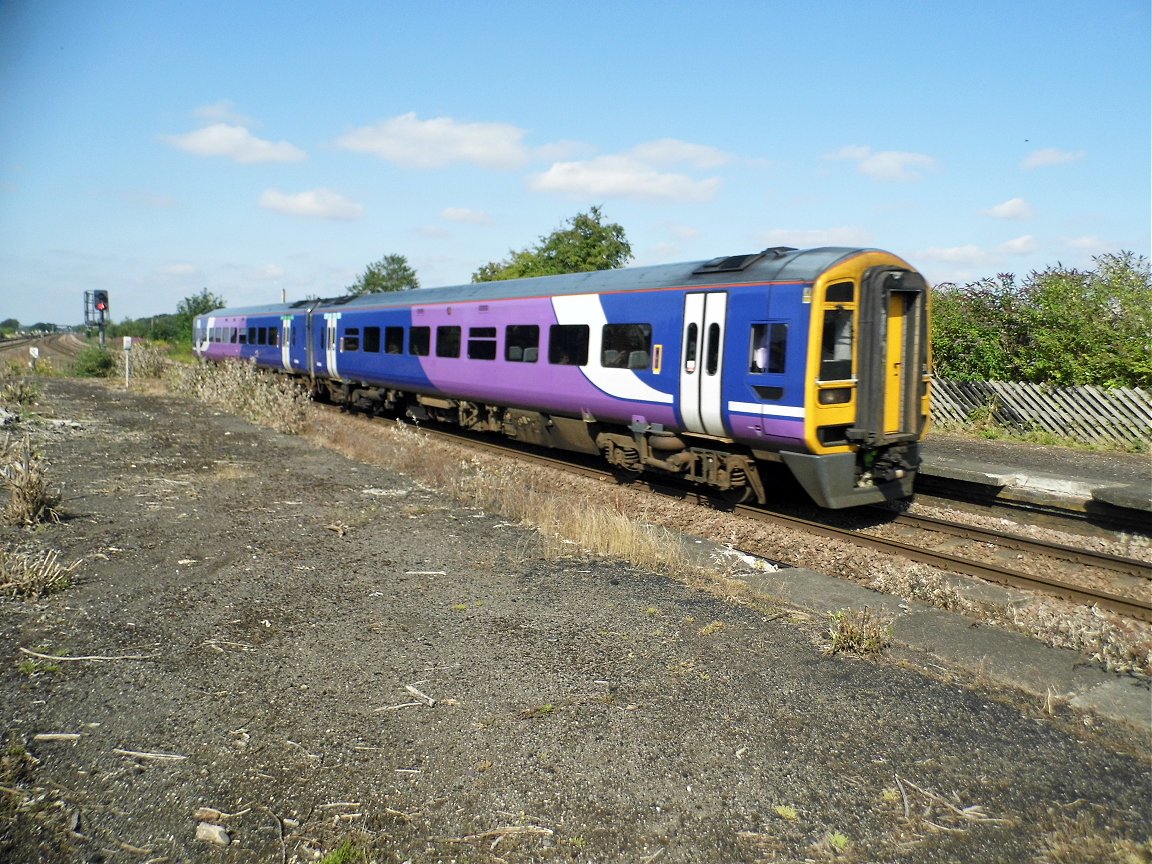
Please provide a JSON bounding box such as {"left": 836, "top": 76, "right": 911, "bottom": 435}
{"left": 931, "top": 379, "right": 1151, "bottom": 447}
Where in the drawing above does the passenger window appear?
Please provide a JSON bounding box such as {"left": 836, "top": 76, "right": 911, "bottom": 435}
{"left": 549, "top": 324, "right": 589, "bottom": 365}
{"left": 384, "top": 326, "right": 404, "bottom": 354}
{"left": 820, "top": 309, "right": 854, "bottom": 380}
{"left": 362, "top": 326, "right": 381, "bottom": 353}
{"left": 749, "top": 323, "right": 787, "bottom": 374}
{"left": 505, "top": 325, "right": 539, "bottom": 362}
{"left": 409, "top": 326, "right": 430, "bottom": 356}
{"left": 436, "top": 326, "right": 461, "bottom": 358}
{"left": 230, "top": 328, "right": 238, "bottom": 344}
{"left": 705, "top": 323, "right": 721, "bottom": 376}
{"left": 684, "top": 323, "right": 699, "bottom": 374}
{"left": 467, "top": 326, "right": 497, "bottom": 360}
{"left": 601, "top": 323, "right": 652, "bottom": 369}
{"left": 268, "top": 327, "right": 278, "bottom": 347}
{"left": 342, "top": 327, "right": 360, "bottom": 352}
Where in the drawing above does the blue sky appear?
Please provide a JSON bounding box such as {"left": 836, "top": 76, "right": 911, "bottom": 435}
{"left": 1, "top": 0, "right": 1148, "bottom": 327}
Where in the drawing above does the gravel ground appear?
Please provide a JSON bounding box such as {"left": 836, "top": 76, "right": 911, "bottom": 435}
{"left": 1, "top": 378, "right": 1149, "bottom": 863}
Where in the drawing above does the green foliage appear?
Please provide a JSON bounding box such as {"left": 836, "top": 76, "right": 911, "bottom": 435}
{"left": 473, "top": 206, "right": 632, "bottom": 282}
{"left": 932, "top": 252, "right": 1151, "bottom": 387}
{"left": 1, "top": 318, "right": 20, "bottom": 334}
{"left": 72, "top": 345, "right": 116, "bottom": 378}
{"left": 347, "top": 253, "right": 419, "bottom": 296}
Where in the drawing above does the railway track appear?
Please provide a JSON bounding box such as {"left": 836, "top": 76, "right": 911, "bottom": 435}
{"left": 347, "top": 412, "right": 1152, "bottom": 622}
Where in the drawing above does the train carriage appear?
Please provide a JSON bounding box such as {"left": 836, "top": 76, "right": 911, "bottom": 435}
{"left": 194, "top": 246, "right": 930, "bottom": 508}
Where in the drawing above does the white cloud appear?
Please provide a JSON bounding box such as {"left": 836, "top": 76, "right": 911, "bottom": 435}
{"left": 531, "top": 155, "right": 721, "bottom": 201}
{"left": 1067, "top": 235, "right": 1105, "bottom": 250}
{"left": 259, "top": 188, "right": 364, "bottom": 220}
{"left": 165, "top": 124, "right": 306, "bottom": 163}
{"left": 440, "top": 207, "right": 492, "bottom": 224}
{"left": 193, "top": 100, "right": 253, "bottom": 126}
{"left": 919, "top": 244, "right": 990, "bottom": 266}
{"left": 997, "top": 235, "right": 1036, "bottom": 255}
{"left": 1021, "top": 148, "right": 1085, "bottom": 169}
{"left": 629, "top": 139, "right": 732, "bottom": 168}
{"left": 983, "top": 197, "right": 1033, "bottom": 219}
{"left": 255, "top": 264, "right": 285, "bottom": 279}
{"left": 757, "top": 227, "right": 873, "bottom": 248}
{"left": 336, "top": 113, "right": 528, "bottom": 168}
{"left": 828, "top": 145, "right": 938, "bottom": 181}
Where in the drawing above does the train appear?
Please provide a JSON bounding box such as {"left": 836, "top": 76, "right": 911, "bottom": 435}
{"left": 193, "top": 246, "right": 931, "bottom": 508}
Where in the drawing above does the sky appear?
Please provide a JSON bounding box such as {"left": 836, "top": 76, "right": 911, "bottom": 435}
{"left": 0, "top": 0, "right": 1148, "bottom": 327}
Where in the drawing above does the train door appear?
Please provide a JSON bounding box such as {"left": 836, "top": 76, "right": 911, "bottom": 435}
{"left": 323, "top": 312, "right": 340, "bottom": 378}
{"left": 280, "top": 317, "right": 292, "bottom": 371}
{"left": 856, "top": 268, "right": 928, "bottom": 442}
{"left": 679, "top": 292, "right": 728, "bottom": 436}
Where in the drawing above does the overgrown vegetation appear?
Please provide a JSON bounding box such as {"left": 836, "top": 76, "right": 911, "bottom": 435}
{"left": 166, "top": 359, "right": 311, "bottom": 434}
{"left": 0, "top": 436, "right": 62, "bottom": 527}
{"left": 0, "top": 546, "right": 76, "bottom": 599}
{"left": 0, "top": 363, "right": 42, "bottom": 407}
{"left": 71, "top": 344, "right": 116, "bottom": 378}
{"left": 823, "top": 607, "right": 893, "bottom": 656}
{"left": 931, "top": 251, "right": 1151, "bottom": 387}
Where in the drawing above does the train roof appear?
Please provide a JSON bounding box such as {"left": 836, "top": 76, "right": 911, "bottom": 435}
{"left": 199, "top": 246, "right": 898, "bottom": 318}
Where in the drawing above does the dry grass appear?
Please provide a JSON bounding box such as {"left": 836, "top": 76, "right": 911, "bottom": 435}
{"left": 114, "top": 339, "right": 172, "bottom": 380}
{"left": 166, "top": 359, "right": 311, "bottom": 434}
{"left": 0, "top": 435, "right": 62, "bottom": 527}
{"left": 168, "top": 370, "right": 1150, "bottom": 676}
{"left": 823, "top": 607, "right": 894, "bottom": 656}
{"left": 0, "top": 363, "right": 43, "bottom": 408}
{"left": 0, "top": 546, "right": 77, "bottom": 599}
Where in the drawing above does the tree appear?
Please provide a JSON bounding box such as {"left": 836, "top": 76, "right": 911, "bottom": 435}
{"left": 174, "top": 288, "right": 226, "bottom": 345}
{"left": 347, "top": 254, "right": 419, "bottom": 296}
{"left": 0, "top": 318, "right": 19, "bottom": 333}
{"left": 472, "top": 207, "right": 632, "bottom": 282}
{"left": 930, "top": 251, "right": 1151, "bottom": 387}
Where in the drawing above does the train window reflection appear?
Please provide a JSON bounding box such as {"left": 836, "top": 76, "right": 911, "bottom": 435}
{"left": 749, "top": 323, "right": 787, "bottom": 373}
{"left": 602, "top": 323, "right": 652, "bottom": 369}
{"left": 436, "top": 326, "right": 461, "bottom": 358}
{"left": 548, "top": 324, "right": 589, "bottom": 365}
{"left": 820, "top": 309, "right": 854, "bottom": 380}
{"left": 409, "top": 326, "right": 430, "bottom": 356}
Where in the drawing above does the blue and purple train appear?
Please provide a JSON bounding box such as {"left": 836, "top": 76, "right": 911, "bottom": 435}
{"left": 194, "top": 246, "right": 931, "bottom": 508}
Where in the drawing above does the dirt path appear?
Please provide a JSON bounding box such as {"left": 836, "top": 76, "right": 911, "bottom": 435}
{"left": 2, "top": 378, "right": 1148, "bottom": 863}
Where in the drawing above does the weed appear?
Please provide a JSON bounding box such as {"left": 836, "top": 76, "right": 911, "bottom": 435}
{"left": 0, "top": 364, "right": 42, "bottom": 407}
{"left": 0, "top": 547, "right": 76, "bottom": 599}
{"left": 773, "top": 804, "right": 800, "bottom": 822}
{"left": 823, "top": 607, "right": 893, "bottom": 656}
{"left": 317, "top": 839, "right": 366, "bottom": 864}
{"left": 114, "top": 339, "right": 172, "bottom": 380}
{"left": 167, "top": 358, "right": 310, "bottom": 434}
{"left": 0, "top": 436, "right": 63, "bottom": 527}
{"left": 697, "top": 620, "right": 726, "bottom": 636}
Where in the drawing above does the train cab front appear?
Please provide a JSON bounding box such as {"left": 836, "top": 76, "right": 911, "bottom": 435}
{"left": 780, "top": 251, "right": 931, "bottom": 508}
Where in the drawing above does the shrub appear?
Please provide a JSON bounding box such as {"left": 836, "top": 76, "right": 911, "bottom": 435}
{"left": 931, "top": 251, "right": 1151, "bottom": 388}
{"left": 0, "top": 436, "right": 62, "bottom": 527}
{"left": 166, "top": 359, "right": 311, "bottom": 434}
{"left": 72, "top": 345, "right": 115, "bottom": 378}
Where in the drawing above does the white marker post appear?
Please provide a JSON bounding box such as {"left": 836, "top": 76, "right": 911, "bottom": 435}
{"left": 29, "top": 346, "right": 39, "bottom": 372}
{"left": 122, "top": 336, "right": 133, "bottom": 386}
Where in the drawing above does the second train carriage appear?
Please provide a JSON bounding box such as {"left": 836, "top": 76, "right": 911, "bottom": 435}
{"left": 194, "top": 246, "right": 931, "bottom": 508}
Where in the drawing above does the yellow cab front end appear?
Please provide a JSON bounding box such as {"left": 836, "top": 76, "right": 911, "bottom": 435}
{"left": 779, "top": 250, "right": 931, "bottom": 508}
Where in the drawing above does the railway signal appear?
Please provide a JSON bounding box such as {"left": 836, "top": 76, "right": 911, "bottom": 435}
{"left": 94, "top": 290, "right": 109, "bottom": 313}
